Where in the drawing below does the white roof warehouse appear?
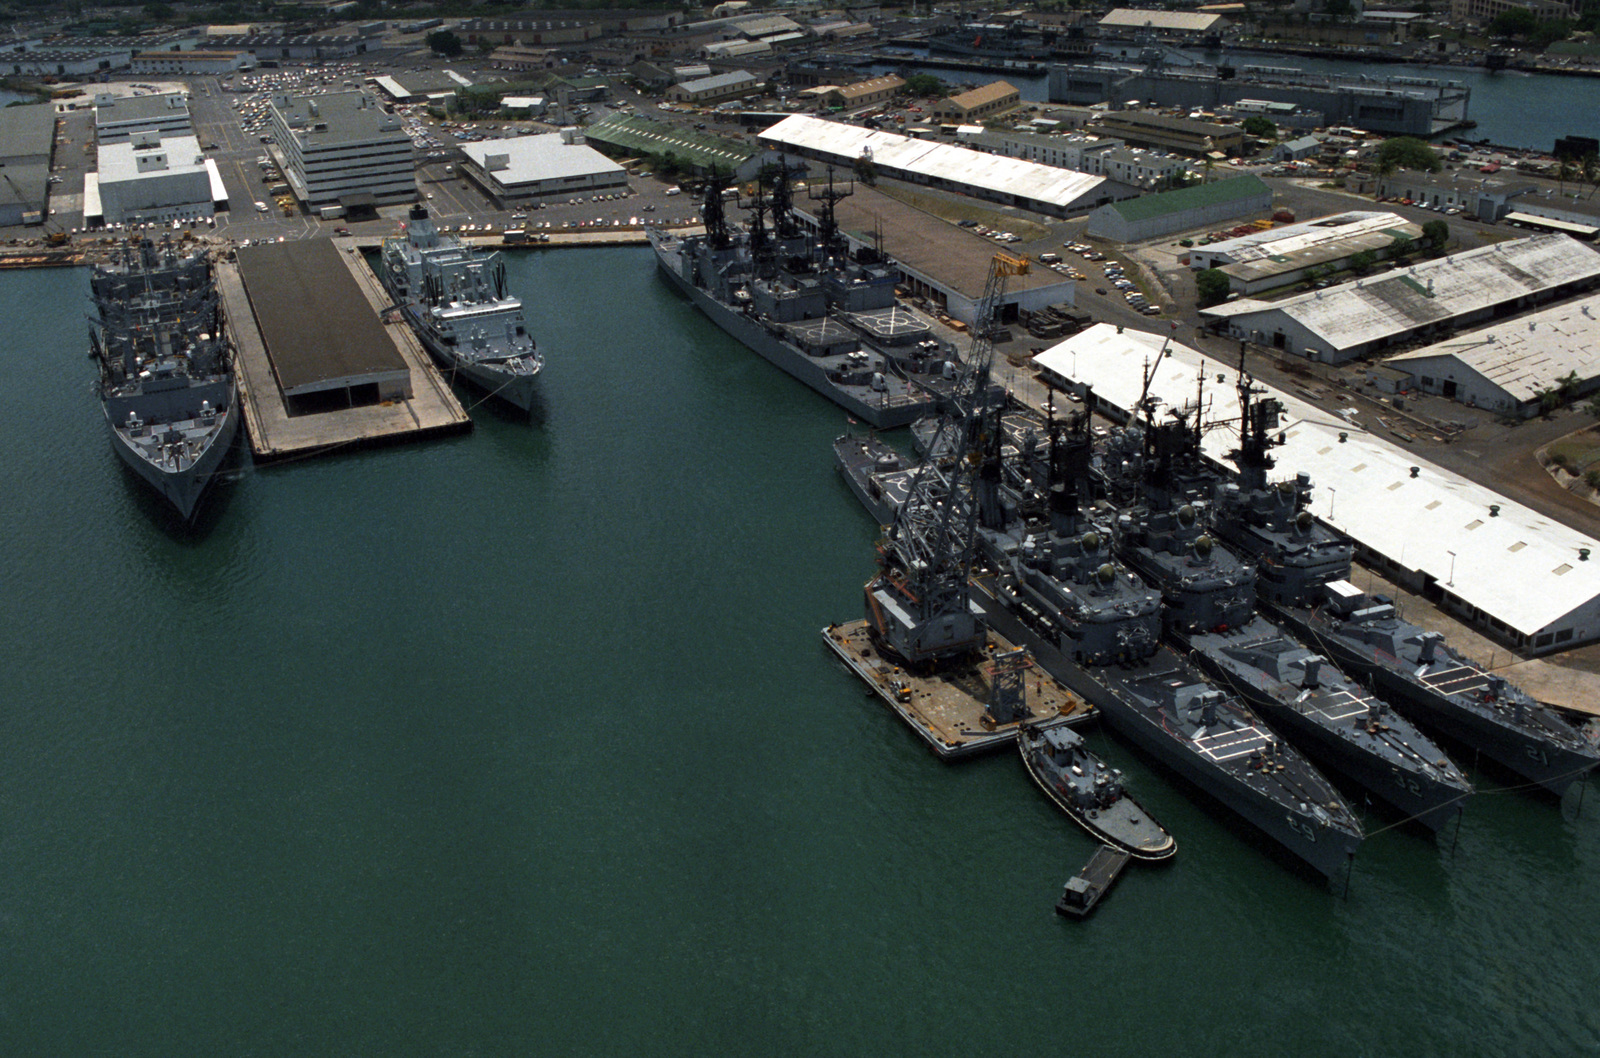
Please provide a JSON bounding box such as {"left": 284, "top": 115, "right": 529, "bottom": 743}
{"left": 758, "top": 114, "right": 1116, "bottom": 217}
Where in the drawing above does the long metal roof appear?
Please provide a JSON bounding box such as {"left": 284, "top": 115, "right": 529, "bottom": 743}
{"left": 1202, "top": 234, "right": 1600, "bottom": 353}
{"left": 461, "top": 133, "right": 624, "bottom": 185}
{"left": 1386, "top": 291, "right": 1600, "bottom": 402}
{"left": 1034, "top": 323, "right": 1600, "bottom": 639}
{"left": 759, "top": 115, "right": 1106, "bottom": 211}
{"left": 1099, "top": 8, "right": 1226, "bottom": 30}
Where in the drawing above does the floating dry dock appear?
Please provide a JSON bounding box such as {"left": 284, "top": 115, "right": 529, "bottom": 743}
{"left": 824, "top": 619, "right": 1096, "bottom": 759}
{"left": 216, "top": 238, "right": 469, "bottom": 462}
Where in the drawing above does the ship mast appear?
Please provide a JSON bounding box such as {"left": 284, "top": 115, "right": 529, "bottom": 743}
{"left": 1228, "top": 350, "right": 1284, "bottom": 492}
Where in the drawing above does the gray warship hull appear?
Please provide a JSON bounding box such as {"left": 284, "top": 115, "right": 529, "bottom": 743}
{"left": 400, "top": 304, "right": 539, "bottom": 413}
{"left": 650, "top": 230, "right": 935, "bottom": 430}
{"left": 833, "top": 431, "right": 913, "bottom": 528}
{"left": 1272, "top": 602, "right": 1599, "bottom": 798}
{"left": 106, "top": 395, "right": 238, "bottom": 520}
{"left": 1186, "top": 618, "right": 1471, "bottom": 832}
{"left": 973, "top": 580, "right": 1361, "bottom": 879}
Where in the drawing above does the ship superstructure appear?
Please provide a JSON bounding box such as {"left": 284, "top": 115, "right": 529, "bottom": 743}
{"left": 381, "top": 205, "right": 542, "bottom": 412}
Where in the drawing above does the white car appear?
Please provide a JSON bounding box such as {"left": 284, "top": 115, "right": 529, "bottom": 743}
{"left": 254, "top": 201, "right": 268, "bottom": 212}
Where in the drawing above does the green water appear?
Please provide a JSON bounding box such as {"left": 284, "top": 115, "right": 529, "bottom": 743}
{"left": 2, "top": 253, "right": 1597, "bottom": 1055}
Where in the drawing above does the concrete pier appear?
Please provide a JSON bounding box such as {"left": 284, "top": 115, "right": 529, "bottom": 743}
{"left": 216, "top": 241, "right": 469, "bottom": 462}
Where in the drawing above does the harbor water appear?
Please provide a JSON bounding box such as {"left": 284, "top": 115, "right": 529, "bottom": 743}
{"left": 3, "top": 252, "right": 1599, "bottom": 1055}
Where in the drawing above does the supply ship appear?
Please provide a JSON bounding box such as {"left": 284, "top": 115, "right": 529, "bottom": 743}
{"left": 650, "top": 168, "right": 952, "bottom": 429}
{"left": 90, "top": 237, "right": 238, "bottom": 520}
{"left": 381, "top": 205, "right": 542, "bottom": 413}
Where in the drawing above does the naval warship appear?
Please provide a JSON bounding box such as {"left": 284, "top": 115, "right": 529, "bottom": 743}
{"left": 649, "top": 167, "right": 951, "bottom": 429}
{"left": 1109, "top": 393, "right": 1472, "bottom": 830}
{"left": 965, "top": 395, "right": 1362, "bottom": 878}
{"left": 1214, "top": 366, "right": 1597, "bottom": 798}
{"left": 381, "top": 204, "right": 542, "bottom": 412}
{"left": 90, "top": 237, "right": 239, "bottom": 520}
{"left": 833, "top": 429, "right": 912, "bottom": 528}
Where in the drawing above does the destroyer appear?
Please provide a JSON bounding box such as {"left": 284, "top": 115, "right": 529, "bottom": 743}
{"left": 650, "top": 168, "right": 951, "bottom": 429}
{"left": 90, "top": 238, "right": 238, "bottom": 520}
{"left": 381, "top": 205, "right": 541, "bottom": 412}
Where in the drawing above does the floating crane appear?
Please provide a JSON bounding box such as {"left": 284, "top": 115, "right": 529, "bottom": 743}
{"left": 864, "top": 251, "right": 1029, "bottom": 668}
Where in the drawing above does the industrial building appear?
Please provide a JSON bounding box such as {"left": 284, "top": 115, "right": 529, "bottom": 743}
{"left": 930, "top": 81, "right": 1021, "bottom": 123}
{"left": 1085, "top": 174, "right": 1272, "bottom": 242}
{"left": 1372, "top": 168, "right": 1532, "bottom": 222}
{"left": 665, "top": 69, "right": 763, "bottom": 104}
{"left": 129, "top": 50, "right": 249, "bottom": 75}
{"left": 808, "top": 183, "right": 1075, "bottom": 326}
{"left": 0, "top": 103, "right": 55, "bottom": 226}
{"left": 90, "top": 131, "right": 215, "bottom": 225}
{"left": 1097, "top": 8, "right": 1230, "bottom": 34}
{"left": 372, "top": 70, "right": 472, "bottom": 105}
{"left": 93, "top": 92, "right": 192, "bottom": 145}
{"left": 1048, "top": 63, "right": 1470, "bottom": 138}
{"left": 236, "top": 239, "right": 412, "bottom": 415}
{"left": 583, "top": 113, "right": 762, "bottom": 180}
{"left": 1092, "top": 111, "right": 1245, "bottom": 156}
{"left": 759, "top": 115, "right": 1116, "bottom": 217}
{"left": 821, "top": 75, "right": 904, "bottom": 111}
{"left": 1201, "top": 234, "right": 1600, "bottom": 363}
{"left": 268, "top": 91, "right": 415, "bottom": 210}
{"left": 1384, "top": 293, "right": 1600, "bottom": 418}
{"left": 1034, "top": 323, "right": 1600, "bottom": 655}
{"left": 958, "top": 127, "right": 1188, "bottom": 189}
{"left": 2, "top": 47, "right": 131, "bottom": 78}
{"left": 1187, "top": 211, "right": 1424, "bottom": 296}
{"left": 458, "top": 131, "right": 627, "bottom": 204}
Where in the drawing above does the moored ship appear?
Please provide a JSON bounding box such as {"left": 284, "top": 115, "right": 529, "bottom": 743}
{"left": 1019, "top": 723, "right": 1175, "bottom": 860}
{"left": 381, "top": 205, "right": 542, "bottom": 413}
{"left": 650, "top": 168, "right": 951, "bottom": 429}
{"left": 90, "top": 237, "right": 239, "bottom": 520}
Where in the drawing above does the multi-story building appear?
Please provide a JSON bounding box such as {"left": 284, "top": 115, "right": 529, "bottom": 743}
{"left": 268, "top": 91, "right": 415, "bottom": 210}
{"left": 92, "top": 131, "right": 215, "bottom": 224}
{"left": 94, "top": 92, "right": 193, "bottom": 145}
{"left": 1448, "top": 0, "right": 1579, "bottom": 24}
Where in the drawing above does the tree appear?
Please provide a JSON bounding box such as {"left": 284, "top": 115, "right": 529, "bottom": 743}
{"left": 1421, "top": 218, "right": 1449, "bottom": 249}
{"left": 1196, "top": 268, "right": 1231, "bottom": 306}
{"left": 1242, "top": 115, "right": 1277, "bottom": 139}
{"left": 1349, "top": 249, "right": 1377, "bottom": 273}
{"left": 854, "top": 153, "right": 878, "bottom": 186}
{"left": 426, "top": 29, "right": 463, "bottom": 58}
{"left": 1374, "top": 137, "right": 1441, "bottom": 174}
{"left": 1488, "top": 6, "right": 1538, "bottom": 36}
{"left": 1389, "top": 234, "right": 1415, "bottom": 258}
{"left": 902, "top": 74, "right": 947, "bottom": 98}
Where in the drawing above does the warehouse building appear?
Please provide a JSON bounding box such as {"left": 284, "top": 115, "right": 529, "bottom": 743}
{"left": 0, "top": 103, "right": 55, "bottom": 226}
{"left": 92, "top": 131, "right": 214, "bottom": 225}
{"left": 759, "top": 115, "right": 1115, "bottom": 217}
{"left": 1201, "top": 233, "right": 1600, "bottom": 363}
{"left": 666, "top": 69, "right": 763, "bottom": 105}
{"left": 1085, "top": 174, "right": 1271, "bottom": 242}
{"left": 1035, "top": 323, "right": 1600, "bottom": 656}
{"left": 130, "top": 49, "right": 249, "bottom": 75}
{"left": 584, "top": 112, "right": 762, "bottom": 180}
{"left": 1187, "top": 210, "right": 1424, "bottom": 295}
{"left": 94, "top": 92, "right": 192, "bottom": 145}
{"left": 458, "top": 131, "right": 627, "bottom": 204}
{"left": 268, "top": 91, "right": 415, "bottom": 210}
{"left": 1097, "top": 8, "right": 1230, "bottom": 34}
{"left": 1384, "top": 293, "right": 1600, "bottom": 418}
{"left": 930, "top": 81, "right": 1020, "bottom": 123}
{"left": 822, "top": 75, "right": 904, "bottom": 111}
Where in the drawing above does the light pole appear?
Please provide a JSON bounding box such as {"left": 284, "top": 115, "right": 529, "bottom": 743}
{"left": 1447, "top": 549, "right": 1456, "bottom": 586}
{"left": 1327, "top": 487, "right": 1336, "bottom": 521}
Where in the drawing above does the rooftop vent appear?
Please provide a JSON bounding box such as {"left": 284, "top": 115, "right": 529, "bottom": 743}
{"left": 1582, "top": 548, "right": 1591, "bottom": 561}
{"left": 1409, "top": 465, "right": 1420, "bottom": 478}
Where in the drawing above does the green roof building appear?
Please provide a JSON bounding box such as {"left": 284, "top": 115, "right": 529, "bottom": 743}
{"left": 1086, "top": 174, "right": 1272, "bottom": 243}
{"left": 582, "top": 113, "right": 761, "bottom": 180}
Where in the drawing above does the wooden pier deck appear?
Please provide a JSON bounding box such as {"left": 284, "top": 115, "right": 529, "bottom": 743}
{"left": 823, "top": 619, "right": 1096, "bottom": 759}
{"left": 216, "top": 245, "right": 469, "bottom": 462}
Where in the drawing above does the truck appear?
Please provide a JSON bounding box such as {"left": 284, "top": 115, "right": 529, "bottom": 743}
{"left": 319, "top": 205, "right": 346, "bottom": 220}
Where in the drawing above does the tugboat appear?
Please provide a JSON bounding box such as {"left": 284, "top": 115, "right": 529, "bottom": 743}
{"left": 1019, "top": 724, "right": 1175, "bottom": 860}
